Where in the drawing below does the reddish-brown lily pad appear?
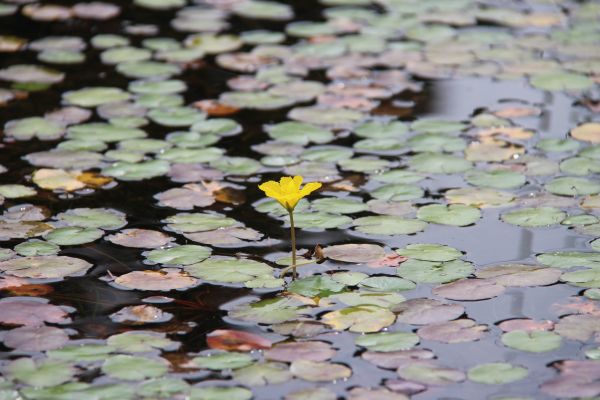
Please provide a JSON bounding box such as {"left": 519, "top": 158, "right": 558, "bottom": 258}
{"left": 207, "top": 329, "right": 272, "bottom": 352}
{"left": 432, "top": 278, "right": 506, "bottom": 301}
{"left": 114, "top": 268, "right": 198, "bottom": 291}
{"left": 107, "top": 229, "right": 173, "bottom": 248}
{"left": 264, "top": 341, "right": 335, "bottom": 362}
{"left": 417, "top": 319, "right": 488, "bottom": 343}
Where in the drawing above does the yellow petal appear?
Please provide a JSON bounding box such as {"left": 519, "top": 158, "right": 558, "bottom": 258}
{"left": 299, "top": 181, "right": 322, "bottom": 198}
{"left": 259, "top": 181, "right": 282, "bottom": 196}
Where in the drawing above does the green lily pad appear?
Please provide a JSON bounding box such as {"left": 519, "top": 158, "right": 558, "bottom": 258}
{"left": 353, "top": 216, "right": 427, "bottom": 235}
{"left": 291, "top": 212, "right": 352, "bottom": 230}
{"left": 164, "top": 213, "right": 239, "bottom": 233}
{"left": 359, "top": 276, "right": 415, "bottom": 292}
{"left": 545, "top": 177, "right": 600, "bottom": 196}
{"left": 266, "top": 122, "right": 334, "bottom": 145}
{"left": 355, "top": 331, "right": 419, "bottom": 352}
{"left": 103, "top": 160, "right": 170, "bottom": 181}
{"left": 229, "top": 297, "right": 303, "bottom": 324}
{"left": 102, "top": 355, "right": 169, "bottom": 380}
{"left": 311, "top": 197, "right": 368, "bottom": 214}
{"left": 465, "top": 169, "right": 526, "bottom": 189}
{"left": 184, "top": 257, "right": 273, "bottom": 283}
{"left": 501, "top": 207, "right": 566, "bottom": 227}
{"left": 322, "top": 305, "right": 396, "bottom": 332}
{"left": 116, "top": 61, "right": 181, "bottom": 79}
{"left": 191, "top": 351, "right": 254, "bottom": 370}
{"left": 411, "top": 119, "right": 466, "bottom": 134}
{"left": 354, "top": 121, "right": 408, "bottom": 139}
{"left": 537, "top": 251, "right": 600, "bottom": 268}
{"left": 417, "top": 204, "right": 481, "bottom": 226}
{"left": 467, "top": 363, "right": 528, "bottom": 384}
{"left": 372, "top": 183, "right": 424, "bottom": 201}
{"left": 67, "top": 123, "right": 146, "bottom": 142}
{"left": 63, "top": 87, "right": 131, "bottom": 107}
{"left": 396, "top": 243, "right": 462, "bottom": 262}
{"left": 232, "top": 362, "right": 292, "bottom": 386}
{"left": 408, "top": 133, "right": 466, "bottom": 152}
{"left": 4, "top": 117, "right": 64, "bottom": 141}
{"left": 47, "top": 343, "right": 116, "bottom": 362}
{"left": 398, "top": 259, "right": 474, "bottom": 283}
{"left": 288, "top": 275, "right": 346, "bottom": 297}
{"left": 107, "top": 331, "right": 179, "bottom": 353}
{"left": 409, "top": 153, "right": 472, "bottom": 174}
{"left": 501, "top": 330, "right": 561, "bottom": 353}
{"left": 145, "top": 245, "right": 212, "bottom": 265}
{"left": 45, "top": 226, "right": 103, "bottom": 245}
{"left": 0, "top": 255, "right": 92, "bottom": 279}
{"left": 6, "top": 358, "right": 75, "bottom": 388}
{"left": 54, "top": 208, "right": 126, "bottom": 230}
{"left": 0, "top": 185, "right": 36, "bottom": 198}
{"left": 189, "top": 386, "right": 252, "bottom": 400}
{"left": 530, "top": 71, "right": 594, "bottom": 91}
{"left": 138, "top": 378, "right": 190, "bottom": 398}
{"left": 14, "top": 240, "right": 59, "bottom": 256}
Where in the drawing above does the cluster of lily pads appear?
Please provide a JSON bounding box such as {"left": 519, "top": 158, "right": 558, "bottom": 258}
{"left": 0, "top": 0, "right": 599, "bottom": 398}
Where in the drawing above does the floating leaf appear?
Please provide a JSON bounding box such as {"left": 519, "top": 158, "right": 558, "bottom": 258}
{"left": 206, "top": 329, "right": 271, "bottom": 352}
{"left": 433, "top": 278, "right": 505, "bottom": 300}
{"left": 107, "top": 229, "right": 173, "bottom": 248}
{"left": 102, "top": 355, "right": 169, "bottom": 380}
{"left": 3, "top": 325, "right": 69, "bottom": 351}
{"left": 501, "top": 330, "right": 561, "bottom": 352}
{"left": 398, "top": 259, "right": 474, "bottom": 283}
{"left": 114, "top": 269, "right": 198, "bottom": 291}
{"left": 393, "top": 298, "right": 465, "bottom": 325}
{"left": 467, "top": 363, "right": 528, "bottom": 385}
{"left": 232, "top": 362, "right": 292, "bottom": 386}
{"left": 323, "top": 243, "right": 385, "bottom": 263}
{"left": 417, "top": 319, "right": 488, "bottom": 343}
{"left": 290, "top": 360, "right": 352, "bottom": 382}
{"left": 355, "top": 332, "right": 419, "bottom": 352}
{"left": 264, "top": 341, "right": 335, "bottom": 362}
{"left": 5, "top": 358, "right": 76, "bottom": 387}
{"left": 184, "top": 257, "right": 273, "bottom": 284}
{"left": 322, "top": 305, "right": 395, "bottom": 333}
{"left": 0, "top": 255, "right": 91, "bottom": 279}
{"left": 417, "top": 204, "right": 481, "bottom": 226}
{"left": 107, "top": 330, "right": 179, "bottom": 353}
{"left": 145, "top": 245, "right": 211, "bottom": 265}
{"left": 475, "top": 264, "right": 561, "bottom": 286}
{"left": 501, "top": 207, "right": 566, "bottom": 227}
{"left": 395, "top": 243, "right": 461, "bottom": 262}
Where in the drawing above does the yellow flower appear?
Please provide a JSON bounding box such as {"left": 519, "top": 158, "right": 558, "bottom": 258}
{"left": 259, "top": 175, "right": 322, "bottom": 212}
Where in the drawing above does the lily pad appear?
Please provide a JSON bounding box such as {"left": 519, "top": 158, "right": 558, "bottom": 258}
{"left": 184, "top": 257, "right": 273, "bottom": 284}
{"left": 467, "top": 363, "right": 528, "bottom": 385}
{"left": 322, "top": 305, "right": 396, "bottom": 332}
{"left": 417, "top": 204, "right": 481, "bottom": 226}
{"left": 501, "top": 207, "right": 566, "bottom": 227}
{"left": 501, "top": 330, "right": 561, "bottom": 353}
{"left": 398, "top": 259, "right": 474, "bottom": 283}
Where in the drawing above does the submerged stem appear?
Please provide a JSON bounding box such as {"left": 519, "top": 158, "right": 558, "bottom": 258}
{"left": 288, "top": 209, "right": 297, "bottom": 279}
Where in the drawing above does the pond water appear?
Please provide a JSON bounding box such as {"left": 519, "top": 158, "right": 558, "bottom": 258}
{"left": 0, "top": 0, "right": 599, "bottom": 399}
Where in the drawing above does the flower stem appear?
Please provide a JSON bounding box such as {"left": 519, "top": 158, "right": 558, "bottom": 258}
{"left": 288, "top": 209, "right": 297, "bottom": 279}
